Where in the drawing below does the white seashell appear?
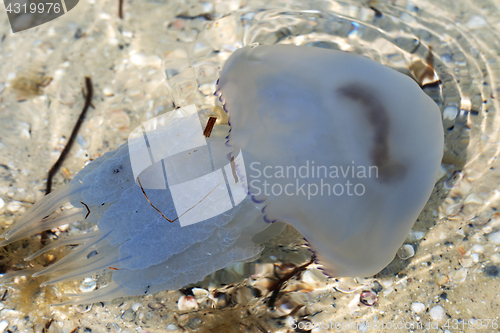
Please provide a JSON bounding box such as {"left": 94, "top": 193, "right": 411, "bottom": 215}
{"left": 209, "top": 291, "right": 228, "bottom": 308}
{"left": 79, "top": 277, "right": 97, "bottom": 292}
{"left": 192, "top": 288, "right": 209, "bottom": 303}
{"left": 177, "top": 295, "right": 198, "bottom": 311}
{"left": 334, "top": 277, "right": 362, "bottom": 293}
{"left": 301, "top": 268, "right": 326, "bottom": 289}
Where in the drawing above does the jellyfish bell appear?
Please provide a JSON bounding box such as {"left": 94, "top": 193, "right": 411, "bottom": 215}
{"left": 218, "top": 44, "right": 443, "bottom": 277}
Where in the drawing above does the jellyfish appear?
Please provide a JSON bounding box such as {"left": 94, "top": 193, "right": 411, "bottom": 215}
{"left": 0, "top": 44, "right": 443, "bottom": 304}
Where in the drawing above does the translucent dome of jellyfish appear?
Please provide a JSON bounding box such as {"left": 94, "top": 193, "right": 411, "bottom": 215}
{"left": 0, "top": 44, "right": 443, "bottom": 304}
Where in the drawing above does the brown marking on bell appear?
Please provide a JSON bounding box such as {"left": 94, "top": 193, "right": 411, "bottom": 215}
{"left": 337, "top": 83, "right": 406, "bottom": 182}
{"left": 204, "top": 117, "right": 217, "bottom": 137}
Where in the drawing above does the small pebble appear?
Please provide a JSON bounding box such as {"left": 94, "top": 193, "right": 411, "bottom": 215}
{"left": 466, "top": 15, "right": 488, "bottom": 29}
{"left": 407, "top": 230, "right": 425, "bottom": 241}
{"left": 18, "top": 122, "right": 31, "bottom": 139}
{"left": 121, "top": 309, "right": 135, "bottom": 321}
{"left": 148, "top": 302, "right": 165, "bottom": 310}
{"left": 443, "top": 106, "right": 458, "bottom": 121}
{"left": 167, "top": 324, "right": 181, "bottom": 330}
{"left": 397, "top": 244, "right": 415, "bottom": 260}
{"left": 461, "top": 257, "right": 473, "bottom": 267}
{"left": 483, "top": 265, "right": 500, "bottom": 277}
{"left": 471, "top": 244, "right": 484, "bottom": 253}
{"left": 371, "top": 280, "right": 383, "bottom": 293}
{"left": 121, "top": 329, "right": 134, "bottom": 333}
{"left": 436, "top": 274, "right": 449, "bottom": 285}
{"left": 0, "top": 320, "right": 8, "bottom": 332}
{"left": 488, "top": 231, "right": 500, "bottom": 245}
{"left": 6, "top": 200, "right": 22, "bottom": 213}
{"left": 103, "top": 86, "right": 114, "bottom": 97}
{"left": 411, "top": 302, "right": 426, "bottom": 314}
{"left": 464, "top": 193, "right": 484, "bottom": 205}
{"left": 106, "top": 323, "right": 120, "bottom": 332}
{"left": 132, "top": 302, "right": 142, "bottom": 312}
{"left": 75, "top": 304, "right": 92, "bottom": 313}
{"left": 429, "top": 305, "right": 446, "bottom": 321}
{"left": 187, "top": 317, "right": 202, "bottom": 328}
{"left": 453, "top": 268, "right": 467, "bottom": 283}
{"left": 491, "top": 253, "right": 500, "bottom": 263}
{"left": 0, "top": 197, "right": 4, "bottom": 209}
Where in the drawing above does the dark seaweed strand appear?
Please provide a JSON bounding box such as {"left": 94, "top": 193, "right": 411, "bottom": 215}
{"left": 41, "top": 77, "right": 92, "bottom": 245}
{"left": 268, "top": 256, "right": 316, "bottom": 308}
{"left": 46, "top": 77, "right": 93, "bottom": 195}
{"left": 118, "top": 0, "right": 124, "bottom": 19}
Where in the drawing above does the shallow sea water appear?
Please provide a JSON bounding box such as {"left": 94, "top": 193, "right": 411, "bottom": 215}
{"left": 0, "top": 0, "right": 499, "bottom": 332}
